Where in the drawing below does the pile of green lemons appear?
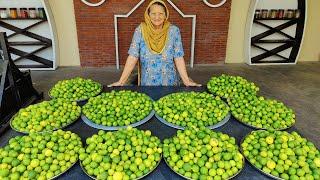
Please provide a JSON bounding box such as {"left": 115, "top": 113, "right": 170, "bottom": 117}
{"left": 79, "top": 127, "right": 162, "bottom": 180}
{"left": 82, "top": 90, "right": 153, "bottom": 127}
{"left": 0, "top": 130, "right": 82, "bottom": 179}
{"left": 227, "top": 94, "right": 295, "bottom": 130}
{"left": 11, "top": 99, "right": 81, "bottom": 133}
{"left": 207, "top": 74, "right": 259, "bottom": 99}
{"left": 242, "top": 130, "right": 320, "bottom": 180}
{"left": 163, "top": 127, "right": 244, "bottom": 179}
{"left": 49, "top": 77, "right": 102, "bottom": 101}
{"left": 154, "top": 92, "right": 229, "bottom": 128}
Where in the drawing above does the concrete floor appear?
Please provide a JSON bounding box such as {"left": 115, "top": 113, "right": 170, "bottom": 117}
{"left": 31, "top": 62, "right": 320, "bottom": 147}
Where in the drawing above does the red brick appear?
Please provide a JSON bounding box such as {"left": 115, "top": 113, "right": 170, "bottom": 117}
{"left": 74, "top": 0, "right": 231, "bottom": 67}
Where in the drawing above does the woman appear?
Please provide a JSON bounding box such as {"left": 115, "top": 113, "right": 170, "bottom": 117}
{"left": 110, "top": 0, "right": 200, "bottom": 86}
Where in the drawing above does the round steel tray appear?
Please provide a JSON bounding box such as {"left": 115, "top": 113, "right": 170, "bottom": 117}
{"left": 10, "top": 112, "right": 81, "bottom": 134}
{"left": 81, "top": 110, "right": 155, "bottom": 131}
{"left": 163, "top": 151, "right": 245, "bottom": 179}
{"left": 230, "top": 111, "right": 294, "bottom": 131}
{"left": 240, "top": 130, "right": 283, "bottom": 180}
{"left": 80, "top": 154, "right": 162, "bottom": 180}
{"left": 155, "top": 112, "right": 230, "bottom": 130}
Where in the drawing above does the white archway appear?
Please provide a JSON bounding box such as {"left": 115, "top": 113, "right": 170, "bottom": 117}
{"left": 81, "top": 0, "right": 106, "bottom": 7}
{"left": 202, "top": 0, "right": 227, "bottom": 8}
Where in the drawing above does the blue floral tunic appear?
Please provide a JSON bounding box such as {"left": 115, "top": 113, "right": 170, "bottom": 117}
{"left": 128, "top": 24, "right": 184, "bottom": 86}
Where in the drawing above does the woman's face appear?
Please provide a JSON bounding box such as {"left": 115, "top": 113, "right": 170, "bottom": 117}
{"left": 149, "top": 4, "right": 166, "bottom": 28}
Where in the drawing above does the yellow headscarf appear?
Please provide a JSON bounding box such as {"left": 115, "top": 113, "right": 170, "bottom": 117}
{"left": 141, "top": 0, "right": 170, "bottom": 54}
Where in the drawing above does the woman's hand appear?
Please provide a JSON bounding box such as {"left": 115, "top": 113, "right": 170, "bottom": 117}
{"left": 183, "top": 78, "right": 202, "bottom": 87}
{"left": 174, "top": 57, "right": 201, "bottom": 87}
{"left": 108, "top": 55, "right": 138, "bottom": 87}
{"left": 107, "top": 81, "right": 125, "bottom": 87}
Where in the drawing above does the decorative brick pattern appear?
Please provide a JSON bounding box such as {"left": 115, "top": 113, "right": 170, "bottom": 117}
{"left": 74, "top": 0, "right": 232, "bottom": 67}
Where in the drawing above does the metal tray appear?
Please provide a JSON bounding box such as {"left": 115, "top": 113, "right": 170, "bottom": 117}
{"left": 80, "top": 154, "right": 162, "bottom": 180}
{"left": 240, "top": 130, "right": 283, "bottom": 180}
{"left": 10, "top": 112, "right": 81, "bottom": 134}
{"left": 155, "top": 112, "right": 230, "bottom": 130}
{"left": 163, "top": 151, "right": 245, "bottom": 180}
{"left": 81, "top": 110, "right": 155, "bottom": 131}
{"left": 230, "top": 111, "right": 294, "bottom": 131}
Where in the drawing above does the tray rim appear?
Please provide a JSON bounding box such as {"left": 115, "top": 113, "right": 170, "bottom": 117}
{"left": 81, "top": 109, "right": 155, "bottom": 131}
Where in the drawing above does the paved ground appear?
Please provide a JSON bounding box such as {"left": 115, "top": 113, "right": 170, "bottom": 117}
{"left": 31, "top": 62, "right": 320, "bottom": 147}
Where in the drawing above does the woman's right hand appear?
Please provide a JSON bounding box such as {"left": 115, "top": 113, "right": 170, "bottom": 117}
{"left": 107, "top": 81, "right": 124, "bottom": 87}
{"left": 108, "top": 55, "right": 138, "bottom": 87}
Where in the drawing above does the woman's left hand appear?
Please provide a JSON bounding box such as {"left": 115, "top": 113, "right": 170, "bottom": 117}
{"left": 173, "top": 57, "right": 201, "bottom": 86}
{"left": 183, "top": 79, "right": 202, "bottom": 87}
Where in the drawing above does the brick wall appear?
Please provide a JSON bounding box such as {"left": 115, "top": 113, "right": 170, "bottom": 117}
{"left": 74, "top": 0, "right": 232, "bottom": 67}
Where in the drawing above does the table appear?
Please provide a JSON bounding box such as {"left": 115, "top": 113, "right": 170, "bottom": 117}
{"left": 1, "top": 86, "right": 298, "bottom": 180}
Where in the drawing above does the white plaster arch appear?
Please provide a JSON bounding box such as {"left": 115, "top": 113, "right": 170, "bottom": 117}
{"left": 81, "top": 0, "right": 106, "bottom": 7}
{"left": 202, "top": 0, "right": 227, "bottom": 8}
